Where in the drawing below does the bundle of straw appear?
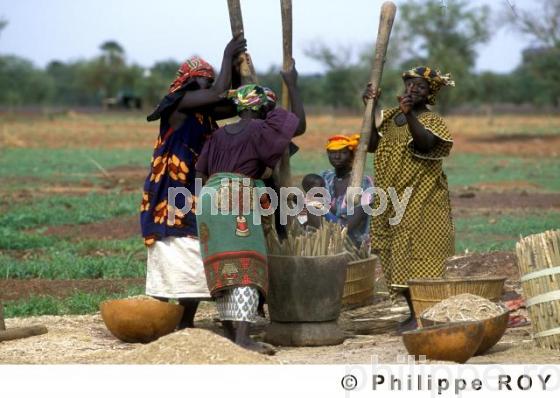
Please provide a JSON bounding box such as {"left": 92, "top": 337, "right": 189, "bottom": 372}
{"left": 266, "top": 217, "right": 370, "bottom": 259}
{"left": 516, "top": 229, "right": 560, "bottom": 350}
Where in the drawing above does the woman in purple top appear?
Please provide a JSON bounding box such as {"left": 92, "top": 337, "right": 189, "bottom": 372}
{"left": 195, "top": 64, "right": 305, "bottom": 354}
{"left": 196, "top": 95, "right": 300, "bottom": 178}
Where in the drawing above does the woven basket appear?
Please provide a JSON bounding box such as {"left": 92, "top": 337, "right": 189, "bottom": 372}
{"left": 342, "top": 256, "right": 378, "bottom": 306}
{"left": 408, "top": 276, "right": 506, "bottom": 325}
{"left": 516, "top": 230, "right": 560, "bottom": 350}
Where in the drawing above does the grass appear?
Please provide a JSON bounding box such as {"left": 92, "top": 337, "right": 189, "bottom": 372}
{"left": 292, "top": 152, "right": 560, "bottom": 192}
{"left": 0, "top": 112, "right": 558, "bottom": 315}
{"left": 0, "top": 147, "right": 149, "bottom": 185}
{"left": 2, "top": 286, "right": 144, "bottom": 318}
{"left": 454, "top": 211, "right": 560, "bottom": 253}
{"left": 0, "top": 238, "right": 145, "bottom": 279}
{"left": 0, "top": 227, "right": 55, "bottom": 250}
{"left": 445, "top": 154, "right": 560, "bottom": 191}
{"left": 0, "top": 191, "right": 139, "bottom": 232}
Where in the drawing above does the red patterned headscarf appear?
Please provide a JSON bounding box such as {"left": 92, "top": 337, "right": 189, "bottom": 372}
{"left": 168, "top": 56, "right": 215, "bottom": 94}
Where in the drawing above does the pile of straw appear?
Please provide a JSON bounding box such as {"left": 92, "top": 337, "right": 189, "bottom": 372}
{"left": 422, "top": 293, "right": 506, "bottom": 322}
{"left": 92, "top": 328, "right": 277, "bottom": 364}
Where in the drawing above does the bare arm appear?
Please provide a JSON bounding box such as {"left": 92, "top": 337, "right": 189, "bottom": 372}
{"left": 209, "top": 60, "right": 244, "bottom": 120}
{"left": 367, "top": 121, "right": 380, "bottom": 153}
{"left": 280, "top": 60, "right": 306, "bottom": 136}
{"left": 347, "top": 205, "right": 367, "bottom": 232}
{"left": 405, "top": 112, "right": 439, "bottom": 152}
{"left": 175, "top": 36, "right": 247, "bottom": 112}
{"left": 363, "top": 83, "right": 381, "bottom": 153}
{"left": 398, "top": 95, "right": 439, "bottom": 153}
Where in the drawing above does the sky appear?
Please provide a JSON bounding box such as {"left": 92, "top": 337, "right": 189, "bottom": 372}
{"left": 0, "top": 0, "right": 534, "bottom": 74}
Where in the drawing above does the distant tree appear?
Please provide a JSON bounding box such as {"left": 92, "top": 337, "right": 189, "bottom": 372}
{"left": 83, "top": 40, "right": 143, "bottom": 100}
{"left": 137, "top": 60, "right": 181, "bottom": 108}
{"left": 0, "top": 17, "right": 7, "bottom": 38}
{"left": 46, "top": 60, "right": 95, "bottom": 105}
{"left": 151, "top": 60, "right": 180, "bottom": 79}
{"left": 515, "top": 47, "right": 560, "bottom": 106}
{"left": 257, "top": 65, "right": 282, "bottom": 101}
{"left": 100, "top": 40, "right": 125, "bottom": 67}
{"left": 503, "top": 0, "right": 560, "bottom": 106}
{"left": 0, "top": 56, "right": 53, "bottom": 105}
{"left": 395, "top": 0, "right": 491, "bottom": 112}
{"left": 503, "top": 0, "right": 560, "bottom": 48}
{"left": 304, "top": 42, "right": 368, "bottom": 110}
{"left": 475, "top": 72, "right": 518, "bottom": 105}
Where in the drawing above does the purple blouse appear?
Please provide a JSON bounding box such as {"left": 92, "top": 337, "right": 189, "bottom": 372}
{"left": 196, "top": 108, "right": 299, "bottom": 179}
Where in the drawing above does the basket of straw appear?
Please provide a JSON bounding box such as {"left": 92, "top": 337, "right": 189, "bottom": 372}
{"left": 516, "top": 229, "right": 560, "bottom": 350}
{"left": 342, "top": 240, "right": 378, "bottom": 306}
{"left": 408, "top": 276, "right": 506, "bottom": 324}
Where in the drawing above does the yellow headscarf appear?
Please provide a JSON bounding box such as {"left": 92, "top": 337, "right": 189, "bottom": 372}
{"left": 326, "top": 134, "right": 360, "bottom": 151}
{"left": 402, "top": 66, "right": 455, "bottom": 105}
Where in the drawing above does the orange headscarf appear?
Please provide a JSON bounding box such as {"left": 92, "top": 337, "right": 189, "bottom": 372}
{"left": 326, "top": 134, "right": 360, "bottom": 151}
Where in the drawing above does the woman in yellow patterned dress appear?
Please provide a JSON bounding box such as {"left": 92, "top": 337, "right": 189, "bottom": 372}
{"left": 364, "top": 66, "right": 455, "bottom": 331}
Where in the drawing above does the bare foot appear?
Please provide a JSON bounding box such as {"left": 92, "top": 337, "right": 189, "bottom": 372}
{"left": 239, "top": 340, "right": 276, "bottom": 355}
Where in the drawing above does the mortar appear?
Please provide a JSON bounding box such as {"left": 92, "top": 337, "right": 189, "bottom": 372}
{"left": 265, "top": 252, "right": 348, "bottom": 346}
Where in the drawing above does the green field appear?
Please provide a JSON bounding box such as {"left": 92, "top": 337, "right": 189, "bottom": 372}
{"left": 1, "top": 113, "right": 558, "bottom": 317}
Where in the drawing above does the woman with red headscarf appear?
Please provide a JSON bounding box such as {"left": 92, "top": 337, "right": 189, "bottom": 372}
{"left": 140, "top": 36, "right": 246, "bottom": 329}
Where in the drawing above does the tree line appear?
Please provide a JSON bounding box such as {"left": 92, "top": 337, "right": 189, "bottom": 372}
{"left": 0, "top": 0, "right": 559, "bottom": 113}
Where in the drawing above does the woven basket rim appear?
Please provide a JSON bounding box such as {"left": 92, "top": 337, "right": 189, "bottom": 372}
{"left": 348, "top": 256, "right": 378, "bottom": 265}
{"left": 268, "top": 251, "right": 348, "bottom": 259}
{"left": 408, "top": 276, "right": 506, "bottom": 284}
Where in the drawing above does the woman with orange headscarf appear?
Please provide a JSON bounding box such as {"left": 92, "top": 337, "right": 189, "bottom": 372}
{"left": 140, "top": 36, "right": 246, "bottom": 329}
{"left": 303, "top": 134, "right": 374, "bottom": 246}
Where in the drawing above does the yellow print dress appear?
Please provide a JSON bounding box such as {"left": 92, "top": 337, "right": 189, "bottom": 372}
{"left": 370, "top": 107, "right": 455, "bottom": 295}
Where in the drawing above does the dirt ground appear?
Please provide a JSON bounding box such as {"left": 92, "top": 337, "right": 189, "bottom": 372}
{"left": 41, "top": 215, "right": 140, "bottom": 241}
{"left": 2, "top": 251, "right": 556, "bottom": 365}
{"left": 2, "top": 296, "right": 558, "bottom": 365}
{"left": 3, "top": 114, "right": 560, "bottom": 156}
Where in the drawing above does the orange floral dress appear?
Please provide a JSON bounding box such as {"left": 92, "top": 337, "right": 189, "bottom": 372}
{"left": 140, "top": 112, "right": 217, "bottom": 246}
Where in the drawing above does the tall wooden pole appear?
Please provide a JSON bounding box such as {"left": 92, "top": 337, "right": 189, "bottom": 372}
{"left": 227, "top": 0, "right": 258, "bottom": 84}
{"left": 280, "top": 0, "right": 292, "bottom": 111}
{"left": 347, "top": 2, "right": 397, "bottom": 204}
{"left": 275, "top": 0, "right": 293, "bottom": 189}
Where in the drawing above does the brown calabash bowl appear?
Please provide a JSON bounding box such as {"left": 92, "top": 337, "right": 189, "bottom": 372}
{"left": 402, "top": 321, "right": 484, "bottom": 363}
{"left": 420, "top": 310, "right": 510, "bottom": 355}
{"left": 100, "top": 299, "right": 184, "bottom": 343}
